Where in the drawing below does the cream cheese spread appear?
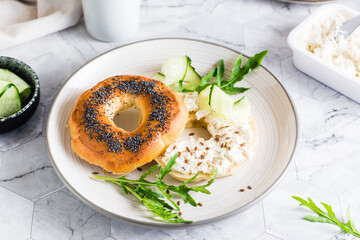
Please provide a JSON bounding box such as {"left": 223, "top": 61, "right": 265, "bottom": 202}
{"left": 305, "top": 11, "right": 360, "bottom": 78}
{"left": 159, "top": 92, "right": 254, "bottom": 176}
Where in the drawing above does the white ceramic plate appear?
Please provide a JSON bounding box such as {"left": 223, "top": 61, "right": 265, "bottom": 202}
{"left": 46, "top": 38, "right": 298, "bottom": 228}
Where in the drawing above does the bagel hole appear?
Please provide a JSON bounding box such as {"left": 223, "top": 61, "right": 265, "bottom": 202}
{"left": 177, "top": 127, "right": 212, "bottom": 141}
{"left": 113, "top": 107, "right": 141, "bottom": 132}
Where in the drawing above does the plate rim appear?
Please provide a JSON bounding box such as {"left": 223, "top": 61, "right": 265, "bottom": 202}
{"left": 45, "top": 37, "right": 300, "bottom": 229}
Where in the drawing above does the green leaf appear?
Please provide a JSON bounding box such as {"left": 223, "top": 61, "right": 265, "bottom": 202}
{"left": 182, "top": 172, "right": 200, "bottom": 185}
{"left": 292, "top": 196, "right": 360, "bottom": 238}
{"left": 345, "top": 207, "right": 359, "bottom": 232}
{"left": 234, "top": 96, "right": 245, "bottom": 105}
{"left": 208, "top": 84, "right": 215, "bottom": 109}
{"left": 93, "top": 153, "right": 216, "bottom": 224}
{"left": 157, "top": 153, "right": 178, "bottom": 182}
{"left": 222, "top": 87, "right": 250, "bottom": 95}
{"left": 201, "top": 68, "right": 217, "bottom": 86}
{"left": 190, "top": 169, "right": 217, "bottom": 194}
{"left": 230, "top": 54, "right": 243, "bottom": 81}
{"left": 221, "top": 50, "right": 268, "bottom": 89}
{"left": 304, "top": 215, "right": 334, "bottom": 224}
{"left": 140, "top": 165, "right": 160, "bottom": 181}
{"left": 216, "top": 60, "right": 224, "bottom": 87}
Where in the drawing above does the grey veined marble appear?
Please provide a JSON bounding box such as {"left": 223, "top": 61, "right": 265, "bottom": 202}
{"left": 0, "top": 0, "right": 360, "bottom": 239}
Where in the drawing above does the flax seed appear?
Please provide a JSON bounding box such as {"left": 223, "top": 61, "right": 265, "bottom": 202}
{"left": 198, "top": 202, "right": 203, "bottom": 207}
{"left": 166, "top": 189, "right": 170, "bottom": 194}
{"left": 247, "top": 186, "right": 252, "bottom": 190}
{"left": 200, "top": 154, "right": 205, "bottom": 159}
{"left": 239, "top": 189, "right": 245, "bottom": 192}
{"left": 177, "top": 201, "right": 181, "bottom": 206}
{"left": 195, "top": 146, "right": 198, "bottom": 151}
{"left": 200, "top": 142, "right": 205, "bottom": 146}
{"left": 189, "top": 132, "right": 195, "bottom": 136}
{"left": 185, "top": 159, "right": 189, "bottom": 164}
{"left": 197, "top": 162, "right": 203, "bottom": 166}
{"left": 178, "top": 212, "right": 182, "bottom": 216}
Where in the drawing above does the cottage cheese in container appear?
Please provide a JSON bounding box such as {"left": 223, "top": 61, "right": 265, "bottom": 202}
{"left": 304, "top": 11, "right": 360, "bottom": 78}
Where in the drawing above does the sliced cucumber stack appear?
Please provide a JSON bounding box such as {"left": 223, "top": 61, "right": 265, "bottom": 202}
{"left": 0, "top": 82, "right": 21, "bottom": 118}
{"left": 0, "top": 69, "right": 32, "bottom": 119}
{"left": 0, "top": 68, "right": 31, "bottom": 102}
{"left": 152, "top": 56, "right": 201, "bottom": 92}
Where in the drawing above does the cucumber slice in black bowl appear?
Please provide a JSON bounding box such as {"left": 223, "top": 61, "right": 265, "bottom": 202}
{"left": 0, "top": 56, "right": 40, "bottom": 133}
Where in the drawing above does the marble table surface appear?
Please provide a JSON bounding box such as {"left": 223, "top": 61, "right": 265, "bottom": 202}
{"left": 1, "top": 0, "right": 360, "bottom": 239}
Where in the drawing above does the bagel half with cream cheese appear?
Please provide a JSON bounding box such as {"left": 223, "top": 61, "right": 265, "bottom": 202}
{"left": 155, "top": 92, "right": 258, "bottom": 182}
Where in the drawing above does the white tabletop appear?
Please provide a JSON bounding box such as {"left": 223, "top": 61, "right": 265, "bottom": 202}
{"left": 1, "top": 0, "right": 360, "bottom": 239}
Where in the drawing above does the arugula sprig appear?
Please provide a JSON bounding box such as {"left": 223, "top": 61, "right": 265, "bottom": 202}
{"left": 192, "top": 50, "right": 268, "bottom": 95}
{"left": 292, "top": 196, "right": 360, "bottom": 238}
{"left": 93, "top": 154, "right": 217, "bottom": 223}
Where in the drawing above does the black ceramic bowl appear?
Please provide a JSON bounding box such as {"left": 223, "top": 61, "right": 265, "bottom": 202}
{"left": 0, "top": 56, "right": 40, "bottom": 133}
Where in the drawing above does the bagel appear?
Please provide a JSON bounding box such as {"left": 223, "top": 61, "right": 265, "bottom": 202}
{"left": 69, "top": 75, "right": 188, "bottom": 174}
{"left": 155, "top": 92, "right": 257, "bottom": 182}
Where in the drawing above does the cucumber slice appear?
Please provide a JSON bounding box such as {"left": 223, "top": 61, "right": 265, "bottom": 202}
{"left": 198, "top": 85, "right": 212, "bottom": 111}
{"left": 181, "top": 60, "right": 202, "bottom": 91}
{"left": 209, "top": 85, "right": 234, "bottom": 115}
{"left": 0, "top": 68, "right": 31, "bottom": 102}
{"left": 229, "top": 97, "right": 251, "bottom": 122}
{"left": 0, "top": 85, "right": 22, "bottom": 118}
{"left": 199, "top": 84, "right": 234, "bottom": 116}
{"left": 152, "top": 72, "right": 165, "bottom": 81}
{"left": 160, "top": 56, "right": 202, "bottom": 92}
{"left": 0, "top": 80, "right": 12, "bottom": 94}
{"left": 161, "top": 56, "right": 188, "bottom": 86}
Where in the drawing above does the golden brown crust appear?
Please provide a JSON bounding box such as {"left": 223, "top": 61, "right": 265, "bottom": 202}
{"left": 155, "top": 115, "right": 258, "bottom": 182}
{"left": 69, "top": 75, "right": 188, "bottom": 174}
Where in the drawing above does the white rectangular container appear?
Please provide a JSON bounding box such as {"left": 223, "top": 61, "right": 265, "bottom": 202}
{"left": 288, "top": 4, "right": 360, "bottom": 103}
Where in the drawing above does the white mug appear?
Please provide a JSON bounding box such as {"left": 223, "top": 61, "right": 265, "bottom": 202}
{"left": 82, "top": 0, "right": 141, "bottom": 42}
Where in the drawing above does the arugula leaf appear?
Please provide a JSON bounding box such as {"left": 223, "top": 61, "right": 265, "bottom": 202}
{"left": 216, "top": 60, "right": 224, "bottom": 87}
{"left": 158, "top": 153, "right": 178, "bottom": 182}
{"left": 230, "top": 54, "right": 243, "bottom": 82}
{"left": 208, "top": 84, "right": 215, "bottom": 109}
{"left": 234, "top": 96, "right": 245, "bottom": 105}
{"left": 139, "top": 165, "right": 160, "bottom": 181}
{"left": 167, "top": 170, "right": 217, "bottom": 206}
{"left": 221, "top": 50, "right": 268, "bottom": 89}
{"left": 292, "top": 196, "right": 360, "bottom": 238}
{"left": 222, "top": 87, "right": 250, "bottom": 95}
{"left": 201, "top": 68, "right": 217, "bottom": 86}
{"left": 93, "top": 153, "right": 216, "bottom": 223}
